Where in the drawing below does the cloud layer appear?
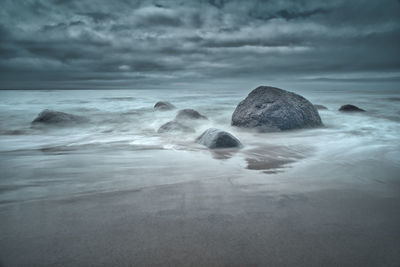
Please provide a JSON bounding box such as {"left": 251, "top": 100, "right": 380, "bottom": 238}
{"left": 0, "top": 0, "right": 399, "bottom": 89}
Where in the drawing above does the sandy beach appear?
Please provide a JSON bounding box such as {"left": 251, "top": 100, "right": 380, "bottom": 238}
{"left": 1, "top": 170, "right": 399, "bottom": 266}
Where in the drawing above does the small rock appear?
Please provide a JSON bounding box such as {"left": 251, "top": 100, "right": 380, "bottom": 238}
{"left": 32, "top": 109, "right": 88, "bottom": 125}
{"left": 196, "top": 128, "right": 242, "bottom": 149}
{"left": 339, "top": 104, "right": 365, "bottom": 112}
{"left": 154, "top": 101, "right": 176, "bottom": 111}
{"left": 175, "top": 109, "right": 207, "bottom": 120}
{"left": 158, "top": 121, "right": 195, "bottom": 133}
{"left": 314, "top": 104, "right": 328, "bottom": 110}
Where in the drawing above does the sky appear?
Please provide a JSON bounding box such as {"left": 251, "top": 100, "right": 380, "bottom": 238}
{"left": 0, "top": 0, "right": 399, "bottom": 89}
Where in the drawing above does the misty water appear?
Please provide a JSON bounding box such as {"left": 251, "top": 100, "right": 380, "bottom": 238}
{"left": 0, "top": 87, "right": 400, "bottom": 204}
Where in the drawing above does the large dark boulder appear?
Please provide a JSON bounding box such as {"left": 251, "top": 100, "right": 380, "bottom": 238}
{"left": 314, "top": 104, "right": 328, "bottom": 110}
{"left": 231, "top": 86, "right": 322, "bottom": 131}
{"left": 157, "top": 121, "right": 195, "bottom": 133}
{"left": 154, "top": 101, "right": 176, "bottom": 111}
{"left": 339, "top": 104, "right": 365, "bottom": 112}
{"left": 32, "top": 109, "right": 88, "bottom": 125}
{"left": 175, "top": 109, "right": 207, "bottom": 120}
{"left": 196, "top": 128, "right": 242, "bottom": 149}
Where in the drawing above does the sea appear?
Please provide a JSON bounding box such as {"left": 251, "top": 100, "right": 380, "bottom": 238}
{"left": 1, "top": 86, "right": 400, "bottom": 204}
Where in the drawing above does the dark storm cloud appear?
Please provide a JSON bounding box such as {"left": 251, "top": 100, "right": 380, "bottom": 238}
{"left": 250, "top": 7, "right": 330, "bottom": 21}
{"left": 41, "top": 21, "right": 85, "bottom": 32}
{"left": 276, "top": 8, "right": 330, "bottom": 20}
{"left": 77, "top": 12, "right": 115, "bottom": 23}
{"left": 0, "top": 0, "right": 399, "bottom": 89}
{"left": 208, "top": 0, "right": 226, "bottom": 9}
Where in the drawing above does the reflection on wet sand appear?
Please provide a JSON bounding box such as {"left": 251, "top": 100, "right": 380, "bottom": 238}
{"left": 209, "top": 148, "right": 240, "bottom": 160}
{"left": 244, "top": 144, "right": 313, "bottom": 173}
{"left": 206, "top": 143, "right": 313, "bottom": 174}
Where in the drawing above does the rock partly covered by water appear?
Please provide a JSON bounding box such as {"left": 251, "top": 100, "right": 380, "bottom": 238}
{"left": 314, "top": 104, "right": 328, "bottom": 110}
{"left": 32, "top": 109, "right": 88, "bottom": 125}
{"left": 154, "top": 101, "right": 176, "bottom": 111}
{"left": 196, "top": 128, "right": 242, "bottom": 149}
{"left": 231, "top": 86, "right": 322, "bottom": 131}
{"left": 157, "top": 121, "right": 195, "bottom": 133}
{"left": 339, "top": 104, "right": 365, "bottom": 112}
{"left": 175, "top": 109, "right": 207, "bottom": 120}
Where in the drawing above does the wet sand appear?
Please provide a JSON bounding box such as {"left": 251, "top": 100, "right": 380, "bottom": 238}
{"left": 1, "top": 171, "right": 399, "bottom": 267}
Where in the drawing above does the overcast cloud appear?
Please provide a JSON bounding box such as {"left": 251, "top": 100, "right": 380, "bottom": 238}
{"left": 0, "top": 0, "right": 399, "bottom": 89}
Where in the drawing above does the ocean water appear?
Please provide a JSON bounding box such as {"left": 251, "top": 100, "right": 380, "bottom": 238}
{"left": 0, "top": 87, "right": 399, "bottom": 203}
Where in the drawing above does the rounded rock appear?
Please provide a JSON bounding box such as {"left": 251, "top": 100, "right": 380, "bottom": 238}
{"left": 232, "top": 86, "right": 322, "bottom": 131}
{"left": 154, "top": 101, "right": 176, "bottom": 111}
{"left": 32, "top": 109, "right": 88, "bottom": 125}
{"left": 175, "top": 109, "right": 207, "bottom": 120}
{"left": 158, "top": 121, "right": 195, "bottom": 133}
{"left": 196, "top": 128, "right": 241, "bottom": 149}
{"left": 338, "top": 104, "right": 365, "bottom": 112}
{"left": 314, "top": 104, "right": 328, "bottom": 110}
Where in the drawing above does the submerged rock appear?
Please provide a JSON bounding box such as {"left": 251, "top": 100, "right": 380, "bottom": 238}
{"left": 231, "top": 86, "right": 322, "bottom": 131}
{"left": 196, "top": 128, "right": 241, "bottom": 149}
{"left": 154, "top": 101, "right": 176, "bottom": 111}
{"left": 339, "top": 104, "right": 365, "bottom": 112}
{"left": 175, "top": 109, "right": 207, "bottom": 120}
{"left": 314, "top": 104, "right": 328, "bottom": 110}
{"left": 32, "top": 109, "right": 88, "bottom": 125}
{"left": 157, "top": 121, "right": 195, "bottom": 133}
